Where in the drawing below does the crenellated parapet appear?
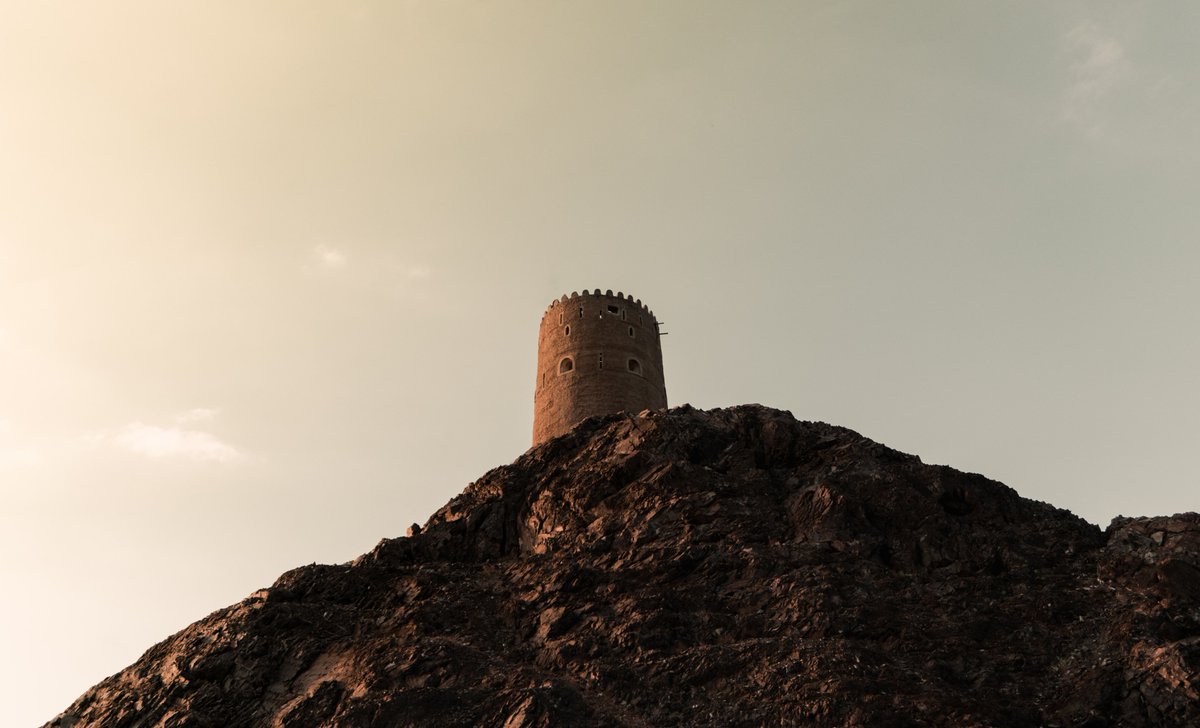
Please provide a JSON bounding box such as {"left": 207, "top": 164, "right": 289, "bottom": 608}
{"left": 539, "top": 289, "right": 656, "bottom": 324}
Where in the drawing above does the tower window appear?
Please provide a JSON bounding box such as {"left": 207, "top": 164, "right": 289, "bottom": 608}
{"left": 559, "top": 357, "right": 574, "bottom": 374}
{"left": 607, "top": 305, "right": 619, "bottom": 315}
{"left": 598, "top": 353, "right": 604, "bottom": 370}
{"left": 628, "top": 326, "right": 635, "bottom": 338}
{"left": 559, "top": 312, "right": 563, "bottom": 324}
{"left": 578, "top": 306, "right": 583, "bottom": 318}
{"left": 564, "top": 325, "right": 570, "bottom": 336}
{"left": 627, "top": 358, "right": 641, "bottom": 374}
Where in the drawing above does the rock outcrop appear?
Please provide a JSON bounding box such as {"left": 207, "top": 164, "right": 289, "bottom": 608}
{"left": 47, "top": 405, "right": 1200, "bottom": 727}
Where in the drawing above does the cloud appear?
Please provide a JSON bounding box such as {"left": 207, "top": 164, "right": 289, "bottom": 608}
{"left": 312, "top": 245, "right": 347, "bottom": 268}
{"left": 110, "top": 422, "right": 244, "bottom": 463}
{"left": 0, "top": 411, "right": 244, "bottom": 469}
{"left": 406, "top": 265, "right": 432, "bottom": 280}
{"left": 174, "top": 407, "right": 219, "bottom": 424}
{"left": 1061, "top": 23, "right": 1130, "bottom": 137}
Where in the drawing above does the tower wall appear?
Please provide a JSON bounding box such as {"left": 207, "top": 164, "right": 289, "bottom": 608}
{"left": 533, "top": 289, "right": 667, "bottom": 446}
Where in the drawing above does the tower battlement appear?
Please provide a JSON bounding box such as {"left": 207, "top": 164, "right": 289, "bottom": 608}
{"left": 532, "top": 290, "right": 668, "bottom": 445}
{"left": 538, "top": 289, "right": 657, "bottom": 323}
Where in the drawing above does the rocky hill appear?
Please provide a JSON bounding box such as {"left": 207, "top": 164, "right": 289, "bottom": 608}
{"left": 48, "top": 405, "right": 1199, "bottom": 727}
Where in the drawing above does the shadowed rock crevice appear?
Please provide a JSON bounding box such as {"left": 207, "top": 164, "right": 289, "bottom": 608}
{"left": 47, "top": 405, "right": 1200, "bottom": 727}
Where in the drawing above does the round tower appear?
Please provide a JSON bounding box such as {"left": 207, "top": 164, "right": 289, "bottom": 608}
{"left": 533, "top": 289, "right": 668, "bottom": 446}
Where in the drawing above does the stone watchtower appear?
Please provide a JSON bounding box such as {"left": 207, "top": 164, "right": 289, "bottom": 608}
{"left": 533, "top": 289, "right": 667, "bottom": 446}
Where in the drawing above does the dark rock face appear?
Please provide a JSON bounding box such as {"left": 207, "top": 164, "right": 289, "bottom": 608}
{"left": 47, "top": 405, "right": 1200, "bottom": 727}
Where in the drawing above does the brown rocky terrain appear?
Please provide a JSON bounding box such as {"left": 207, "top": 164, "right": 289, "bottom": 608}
{"left": 47, "top": 405, "right": 1200, "bottom": 727}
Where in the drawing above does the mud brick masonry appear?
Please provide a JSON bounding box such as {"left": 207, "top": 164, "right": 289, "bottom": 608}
{"left": 532, "top": 289, "right": 668, "bottom": 446}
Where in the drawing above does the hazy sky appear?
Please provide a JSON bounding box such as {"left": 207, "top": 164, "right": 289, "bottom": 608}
{"left": 4, "top": 1, "right": 1199, "bottom": 723}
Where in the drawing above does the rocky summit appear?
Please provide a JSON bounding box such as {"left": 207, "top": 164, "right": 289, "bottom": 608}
{"left": 48, "top": 405, "right": 1200, "bottom": 727}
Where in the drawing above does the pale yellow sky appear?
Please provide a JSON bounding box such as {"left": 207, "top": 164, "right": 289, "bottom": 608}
{"left": 4, "top": 2, "right": 1200, "bottom": 723}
